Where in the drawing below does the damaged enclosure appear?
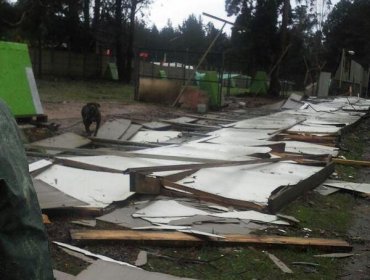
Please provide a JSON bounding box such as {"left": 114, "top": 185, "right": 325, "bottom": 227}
{"left": 19, "top": 93, "right": 370, "bottom": 279}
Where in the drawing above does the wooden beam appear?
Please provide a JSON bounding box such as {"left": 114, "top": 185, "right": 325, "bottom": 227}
{"left": 89, "top": 137, "right": 162, "bottom": 148}
{"left": 55, "top": 158, "right": 123, "bottom": 173}
{"left": 333, "top": 158, "right": 370, "bottom": 167}
{"left": 162, "top": 180, "right": 265, "bottom": 211}
{"left": 130, "top": 172, "right": 162, "bottom": 194}
{"left": 271, "top": 134, "right": 337, "bottom": 145}
{"left": 25, "top": 144, "right": 225, "bottom": 163}
{"left": 125, "top": 157, "right": 285, "bottom": 174}
{"left": 69, "top": 230, "right": 352, "bottom": 252}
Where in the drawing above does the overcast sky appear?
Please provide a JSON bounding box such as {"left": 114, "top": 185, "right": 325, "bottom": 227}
{"left": 145, "top": 0, "right": 340, "bottom": 34}
{"left": 145, "top": 0, "right": 236, "bottom": 33}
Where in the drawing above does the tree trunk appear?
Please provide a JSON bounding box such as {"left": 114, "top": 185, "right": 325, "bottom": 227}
{"left": 83, "top": 0, "right": 90, "bottom": 78}
{"left": 115, "top": 0, "right": 125, "bottom": 81}
{"left": 123, "top": 0, "right": 137, "bottom": 83}
{"left": 93, "top": 0, "right": 101, "bottom": 51}
{"left": 268, "top": 0, "right": 291, "bottom": 97}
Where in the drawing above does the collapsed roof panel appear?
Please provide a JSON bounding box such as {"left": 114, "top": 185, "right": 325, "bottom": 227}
{"left": 35, "top": 165, "right": 133, "bottom": 208}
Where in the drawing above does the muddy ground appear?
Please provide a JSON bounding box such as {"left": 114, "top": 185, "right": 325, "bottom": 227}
{"left": 341, "top": 118, "right": 370, "bottom": 279}
{"left": 39, "top": 97, "right": 370, "bottom": 279}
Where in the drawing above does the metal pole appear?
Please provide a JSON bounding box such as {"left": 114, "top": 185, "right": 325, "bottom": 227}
{"left": 172, "top": 22, "right": 227, "bottom": 106}
{"left": 339, "top": 48, "right": 345, "bottom": 89}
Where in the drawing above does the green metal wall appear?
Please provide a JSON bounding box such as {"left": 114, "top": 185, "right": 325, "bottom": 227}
{"left": 0, "top": 41, "right": 43, "bottom": 116}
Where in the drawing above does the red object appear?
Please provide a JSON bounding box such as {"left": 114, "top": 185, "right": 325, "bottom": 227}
{"left": 139, "top": 52, "right": 149, "bottom": 60}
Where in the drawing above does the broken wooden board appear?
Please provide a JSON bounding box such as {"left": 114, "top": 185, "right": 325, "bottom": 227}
{"left": 96, "top": 119, "right": 131, "bottom": 140}
{"left": 333, "top": 158, "right": 370, "bottom": 168}
{"left": 264, "top": 252, "right": 293, "bottom": 274}
{"left": 271, "top": 134, "right": 337, "bottom": 145}
{"left": 30, "top": 132, "right": 91, "bottom": 155}
{"left": 314, "top": 253, "right": 354, "bottom": 258}
{"left": 69, "top": 230, "right": 352, "bottom": 252}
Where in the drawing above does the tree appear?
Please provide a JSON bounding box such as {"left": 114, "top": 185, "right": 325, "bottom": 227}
{"left": 178, "top": 14, "right": 206, "bottom": 52}
{"left": 226, "top": 0, "right": 292, "bottom": 96}
{"left": 324, "top": 0, "right": 370, "bottom": 70}
{"left": 123, "top": 0, "right": 152, "bottom": 83}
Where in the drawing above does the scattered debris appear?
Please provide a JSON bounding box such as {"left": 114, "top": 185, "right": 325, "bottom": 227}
{"left": 135, "top": 251, "right": 148, "bottom": 267}
{"left": 71, "top": 220, "right": 97, "bottom": 227}
{"left": 323, "top": 180, "right": 370, "bottom": 195}
{"left": 23, "top": 96, "right": 370, "bottom": 278}
{"left": 30, "top": 132, "right": 91, "bottom": 155}
{"left": 291, "top": 262, "right": 320, "bottom": 267}
{"left": 264, "top": 251, "right": 293, "bottom": 274}
{"left": 75, "top": 260, "right": 195, "bottom": 280}
{"left": 53, "top": 270, "right": 75, "bottom": 280}
{"left": 314, "top": 253, "right": 354, "bottom": 258}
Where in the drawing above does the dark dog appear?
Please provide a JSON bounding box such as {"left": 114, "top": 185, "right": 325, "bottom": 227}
{"left": 81, "top": 103, "right": 101, "bottom": 136}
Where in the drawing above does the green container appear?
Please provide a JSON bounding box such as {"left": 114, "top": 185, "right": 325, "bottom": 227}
{"left": 200, "top": 71, "right": 221, "bottom": 109}
{"left": 0, "top": 41, "right": 44, "bottom": 116}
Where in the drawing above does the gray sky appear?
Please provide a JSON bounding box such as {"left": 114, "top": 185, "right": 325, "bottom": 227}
{"left": 146, "top": 0, "right": 236, "bottom": 33}
{"left": 146, "top": 0, "right": 340, "bottom": 33}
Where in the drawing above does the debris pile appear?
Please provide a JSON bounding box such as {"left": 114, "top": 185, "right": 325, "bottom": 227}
{"left": 26, "top": 95, "right": 370, "bottom": 278}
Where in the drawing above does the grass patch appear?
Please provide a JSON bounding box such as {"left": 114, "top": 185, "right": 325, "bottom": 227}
{"left": 282, "top": 193, "right": 355, "bottom": 237}
{"left": 145, "top": 246, "right": 345, "bottom": 279}
{"left": 37, "top": 79, "right": 134, "bottom": 103}
{"left": 335, "top": 121, "right": 370, "bottom": 180}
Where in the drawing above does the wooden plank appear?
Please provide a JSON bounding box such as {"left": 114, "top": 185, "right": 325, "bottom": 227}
{"left": 130, "top": 172, "right": 162, "bottom": 194}
{"left": 44, "top": 207, "right": 103, "bottom": 217}
{"left": 264, "top": 252, "right": 293, "bottom": 274}
{"left": 125, "top": 157, "right": 284, "bottom": 174}
{"left": 333, "top": 158, "right": 370, "bottom": 167}
{"left": 271, "top": 134, "right": 337, "bottom": 145}
{"left": 69, "top": 230, "right": 352, "bottom": 252}
{"left": 55, "top": 158, "right": 123, "bottom": 174}
{"left": 25, "top": 145, "right": 227, "bottom": 163}
{"left": 162, "top": 180, "right": 265, "bottom": 211}
{"left": 90, "top": 137, "right": 162, "bottom": 147}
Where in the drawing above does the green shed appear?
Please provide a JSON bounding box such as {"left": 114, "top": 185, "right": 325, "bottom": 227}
{"left": 0, "top": 41, "right": 44, "bottom": 117}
